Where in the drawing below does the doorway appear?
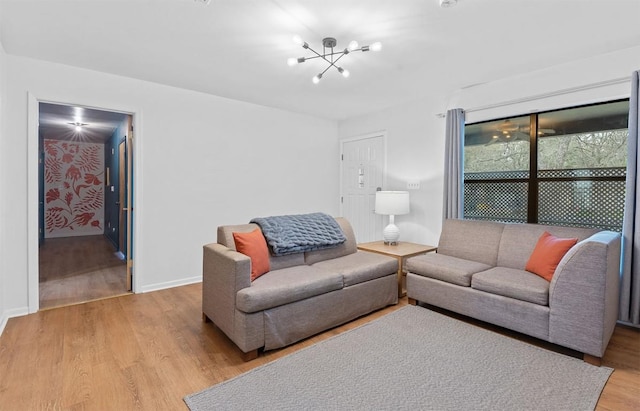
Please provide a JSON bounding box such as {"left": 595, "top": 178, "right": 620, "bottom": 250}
{"left": 340, "top": 132, "right": 386, "bottom": 243}
{"left": 37, "top": 102, "right": 134, "bottom": 309}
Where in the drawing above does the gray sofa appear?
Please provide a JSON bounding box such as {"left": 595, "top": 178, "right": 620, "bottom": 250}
{"left": 202, "top": 217, "right": 398, "bottom": 360}
{"left": 406, "top": 219, "right": 621, "bottom": 363}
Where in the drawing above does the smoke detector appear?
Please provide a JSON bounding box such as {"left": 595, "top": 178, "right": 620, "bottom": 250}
{"left": 440, "top": 0, "right": 458, "bottom": 7}
{"left": 193, "top": 0, "right": 211, "bottom": 5}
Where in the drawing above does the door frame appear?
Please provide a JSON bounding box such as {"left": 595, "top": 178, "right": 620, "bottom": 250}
{"left": 339, "top": 130, "right": 388, "bottom": 222}
{"left": 27, "top": 93, "right": 142, "bottom": 313}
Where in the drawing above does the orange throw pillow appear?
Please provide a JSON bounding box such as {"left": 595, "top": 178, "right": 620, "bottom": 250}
{"left": 233, "top": 229, "right": 270, "bottom": 281}
{"left": 525, "top": 231, "right": 578, "bottom": 281}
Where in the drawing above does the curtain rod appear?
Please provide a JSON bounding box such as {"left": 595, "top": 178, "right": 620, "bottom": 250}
{"left": 435, "top": 76, "right": 630, "bottom": 118}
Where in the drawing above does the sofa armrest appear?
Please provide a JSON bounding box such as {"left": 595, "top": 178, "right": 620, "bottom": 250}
{"left": 548, "top": 231, "right": 621, "bottom": 357}
{"left": 202, "top": 243, "right": 252, "bottom": 340}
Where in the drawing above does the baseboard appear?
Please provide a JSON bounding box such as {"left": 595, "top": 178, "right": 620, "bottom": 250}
{"left": 139, "top": 275, "right": 202, "bottom": 294}
{"left": 0, "top": 306, "right": 30, "bottom": 337}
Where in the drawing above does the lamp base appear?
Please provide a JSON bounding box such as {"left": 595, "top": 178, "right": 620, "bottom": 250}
{"left": 382, "top": 223, "right": 400, "bottom": 245}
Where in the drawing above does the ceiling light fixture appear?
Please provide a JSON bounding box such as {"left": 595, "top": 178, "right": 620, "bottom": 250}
{"left": 68, "top": 121, "right": 88, "bottom": 132}
{"left": 288, "top": 36, "right": 381, "bottom": 84}
{"left": 439, "top": 0, "right": 458, "bottom": 7}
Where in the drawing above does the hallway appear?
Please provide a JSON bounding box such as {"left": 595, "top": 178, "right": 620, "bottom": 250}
{"left": 39, "top": 235, "right": 128, "bottom": 310}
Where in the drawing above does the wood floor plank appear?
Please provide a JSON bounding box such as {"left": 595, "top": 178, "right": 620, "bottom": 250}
{"left": 0, "top": 283, "right": 638, "bottom": 410}
{"left": 61, "top": 304, "right": 95, "bottom": 408}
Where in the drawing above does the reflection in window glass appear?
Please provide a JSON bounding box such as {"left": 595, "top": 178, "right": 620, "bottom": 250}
{"left": 538, "top": 101, "right": 628, "bottom": 171}
{"left": 464, "top": 116, "right": 530, "bottom": 173}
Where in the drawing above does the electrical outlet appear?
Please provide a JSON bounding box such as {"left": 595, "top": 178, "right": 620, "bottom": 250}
{"left": 407, "top": 181, "right": 420, "bottom": 190}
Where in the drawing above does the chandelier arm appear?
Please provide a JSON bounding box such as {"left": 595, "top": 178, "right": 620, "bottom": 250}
{"left": 322, "top": 52, "right": 347, "bottom": 73}
{"left": 299, "top": 50, "right": 349, "bottom": 61}
{"left": 331, "top": 52, "right": 347, "bottom": 65}
{"left": 306, "top": 46, "right": 335, "bottom": 66}
{"left": 319, "top": 64, "right": 333, "bottom": 77}
{"left": 304, "top": 44, "right": 348, "bottom": 67}
{"left": 300, "top": 55, "right": 324, "bottom": 61}
{"left": 318, "top": 51, "right": 347, "bottom": 70}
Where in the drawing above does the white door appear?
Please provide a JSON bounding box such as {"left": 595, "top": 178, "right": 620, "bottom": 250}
{"left": 341, "top": 134, "right": 385, "bottom": 243}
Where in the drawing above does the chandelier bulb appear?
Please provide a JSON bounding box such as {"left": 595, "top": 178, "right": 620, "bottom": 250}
{"left": 348, "top": 40, "right": 359, "bottom": 51}
{"left": 292, "top": 35, "right": 303, "bottom": 45}
{"left": 312, "top": 74, "right": 322, "bottom": 84}
{"left": 287, "top": 57, "right": 298, "bottom": 67}
{"left": 370, "top": 42, "right": 382, "bottom": 52}
{"left": 338, "top": 67, "right": 350, "bottom": 78}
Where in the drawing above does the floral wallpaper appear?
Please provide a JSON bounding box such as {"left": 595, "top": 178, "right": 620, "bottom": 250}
{"left": 44, "top": 139, "right": 104, "bottom": 238}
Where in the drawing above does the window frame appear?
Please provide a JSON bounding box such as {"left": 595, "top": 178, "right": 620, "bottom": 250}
{"left": 463, "top": 99, "right": 629, "bottom": 230}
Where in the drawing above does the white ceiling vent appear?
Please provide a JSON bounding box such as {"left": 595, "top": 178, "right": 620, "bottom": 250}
{"left": 439, "top": 0, "right": 458, "bottom": 8}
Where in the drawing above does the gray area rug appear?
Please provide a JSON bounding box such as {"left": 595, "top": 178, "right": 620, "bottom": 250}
{"left": 185, "top": 306, "right": 613, "bottom": 411}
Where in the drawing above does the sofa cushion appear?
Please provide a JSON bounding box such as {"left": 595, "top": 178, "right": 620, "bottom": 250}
{"left": 471, "top": 267, "right": 550, "bottom": 306}
{"left": 406, "top": 253, "right": 492, "bottom": 287}
{"left": 311, "top": 250, "right": 397, "bottom": 287}
{"left": 233, "top": 229, "right": 270, "bottom": 281}
{"left": 525, "top": 232, "right": 578, "bottom": 281}
{"left": 497, "top": 223, "right": 597, "bottom": 270}
{"left": 304, "top": 217, "right": 357, "bottom": 265}
{"left": 236, "top": 266, "right": 343, "bottom": 313}
{"left": 218, "top": 223, "right": 259, "bottom": 249}
{"left": 438, "top": 219, "right": 504, "bottom": 266}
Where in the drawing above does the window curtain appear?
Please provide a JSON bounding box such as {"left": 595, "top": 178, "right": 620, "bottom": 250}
{"left": 621, "top": 70, "right": 640, "bottom": 326}
{"left": 442, "top": 108, "right": 465, "bottom": 220}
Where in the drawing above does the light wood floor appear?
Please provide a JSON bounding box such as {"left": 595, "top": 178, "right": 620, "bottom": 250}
{"left": 1, "top": 283, "right": 638, "bottom": 410}
{"left": 39, "top": 235, "right": 128, "bottom": 310}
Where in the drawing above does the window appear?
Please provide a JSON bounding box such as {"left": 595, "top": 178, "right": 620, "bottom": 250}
{"left": 463, "top": 100, "right": 629, "bottom": 231}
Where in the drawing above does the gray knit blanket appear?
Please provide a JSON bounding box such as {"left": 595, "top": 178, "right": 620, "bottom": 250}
{"left": 250, "top": 212, "right": 346, "bottom": 256}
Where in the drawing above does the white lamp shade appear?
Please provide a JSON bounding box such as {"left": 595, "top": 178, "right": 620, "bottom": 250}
{"left": 375, "top": 191, "right": 410, "bottom": 215}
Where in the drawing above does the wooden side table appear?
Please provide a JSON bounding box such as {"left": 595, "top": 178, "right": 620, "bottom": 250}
{"left": 357, "top": 241, "right": 437, "bottom": 297}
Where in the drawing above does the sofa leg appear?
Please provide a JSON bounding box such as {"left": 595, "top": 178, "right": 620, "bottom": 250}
{"left": 408, "top": 298, "right": 417, "bottom": 306}
{"left": 202, "top": 312, "right": 211, "bottom": 323}
{"left": 583, "top": 354, "right": 602, "bottom": 366}
{"left": 242, "top": 349, "right": 259, "bottom": 362}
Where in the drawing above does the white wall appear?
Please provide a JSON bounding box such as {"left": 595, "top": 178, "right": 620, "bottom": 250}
{"left": 338, "top": 45, "right": 640, "bottom": 248}
{"left": 1, "top": 55, "right": 339, "bottom": 316}
{"left": 338, "top": 96, "right": 450, "bottom": 246}
{"left": 0, "top": 39, "right": 7, "bottom": 334}
{"left": 456, "top": 46, "right": 640, "bottom": 125}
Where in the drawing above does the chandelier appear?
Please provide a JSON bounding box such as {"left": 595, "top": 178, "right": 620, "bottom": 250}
{"left": 287, "top": 35, "right": 382, "bottom": 84}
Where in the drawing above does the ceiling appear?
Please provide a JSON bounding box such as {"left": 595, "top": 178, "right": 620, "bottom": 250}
{"left": 39, "top": 103, "right": 129, "bottom": 143}
{"left": 2, "top": 0, "right": 640, "bottom": 121}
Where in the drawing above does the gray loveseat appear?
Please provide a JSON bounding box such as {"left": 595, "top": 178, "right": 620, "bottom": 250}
{"left": 202, "top": 217, "right": 398, "bottom": 360}
{"left": 406, "top": 219, "right": 621, "bottom": 363}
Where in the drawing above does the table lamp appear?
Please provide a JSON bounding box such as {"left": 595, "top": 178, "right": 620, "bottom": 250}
{"left": 375, "top": 191, "right": 410, "bottom": 245}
